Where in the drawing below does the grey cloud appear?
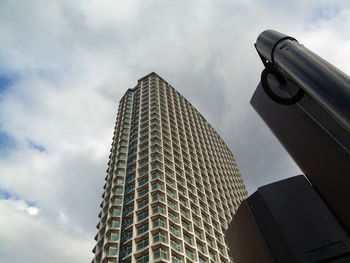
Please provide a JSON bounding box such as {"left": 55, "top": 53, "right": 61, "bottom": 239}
{"left": 0, "top": 0, "right": 350, "bottom": 262}
{"left": 0, "top": 199, "right": 93, "bottom": 263}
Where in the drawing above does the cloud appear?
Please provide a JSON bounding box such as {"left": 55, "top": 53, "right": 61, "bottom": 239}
{"left": 9, "top": 198, "right": 40, "bottom": 215}
{"left": 27, "top": 206, "right": 39, "bottom": 215}
{"left": 0, "top": 0, "right": 350, "bottom": 262}
{"left": 0, "top": 199, "right": 92, "bottom": 263}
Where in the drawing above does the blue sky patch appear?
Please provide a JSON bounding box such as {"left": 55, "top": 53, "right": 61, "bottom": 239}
{"left": 0, "top": 130, "right": 17, "bottom": 151}
{"left": 0, "top": 188, "right": 37, "bottom": 207}
{"left": 316, "top": 5, "right": 341, "bottom": 21}
{"left": 26, "top": 200, "right": 37, "bottom": 207}
{"left": 0, "top": 188, "right": 12, "bottom": 200}
{"left": 0, "top": 74, "right": 17, "bottom": 94}
{"left": 28, "top": 139, "right": 47, "bottom": 152}
{"left": 306, "top": 4, "right": 341, "bottom": 27}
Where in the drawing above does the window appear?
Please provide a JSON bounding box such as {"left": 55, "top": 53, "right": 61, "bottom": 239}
{"left": 119, "top": 146, "right": 127, "bottom": 153}
{"left": 193, "top": 216, "right": 201, "bottom": 227}
{"left": 110, "top": 219, "right": 120, "bottom": 228}
{"left": 138, "top": 198, "right": 148, "bottom": 209}
{"left": 179, "top": 197, "right": 187, "bottom": 206}
{"left": 124, "top": 193, "right": 134, "bottom": 203}
{"left": 151, "top": 161, "right": 163, "bottom": 170}
{"left": 124, "top": 204, "right": 133, "bottom": 214}
{"left": 168, "top": 212, "right": 178, "bottom": 223}
{"left": 139, "top": 187, "right": 148, "bottom": 197}
{"left": 112, "top": 208, "right": 121, "bottom": 216}
{"left": 152, "top": 182, "right": 164, "bottom": 191}
{"left": 153, "top": 218, "right": 166, "bottom": 228}
{"left": 124, "top": 244, "right": 132, "bottom": 256}
{"left": 126, "top": 174, "right": 135, "bottom": 183}
{"left": 151, "top": 145, "right": 161, "bottom": 153}
{"left": 139, "top": 150, "right": 149, "bottom": 159}
{"left": 152, "top": 193, "right": 164, "bottom": 202}
{"left": 194, "top": 229, "right": 203, "bottom": 239}
{"left": 139, "top": 177, "right": 148, "bottom": 187}
{"left": 115, "top": 187, "right": 123, "bottom": 195}
{"left": 185, "top": 248, "right": 195, "bottom": 260}
{"left": 153, "top": 205, "right": 165, "bottom": 215}
{"left": 123, "top": 230, "right": 132, "bottom": 241}
{"left": 171, "top": 239, "right": 181, "bottom": 251}
{"left": 183, "top": 234, "right": 192, "bottom": 245}
{"left": 167, "top": 189, "right": 176, "bottom": 199}
{"left": 137, "top": 238, "right": 149, "bottom": 250}
{"left": 107, "top": 245, "right": 118, "bottom": 255}
{"left": 169, "top": 225, "right": 180, "bottom": 237}
{"left": 166, "top": 177, "right": 176, "bottom": 188}
{"left": 172, "top": 256, "right": 183, "bottom": 263}
{"left": 151, "top": 153, "right": 161, "bottom": 161}
{"left": 218, "top": 244, "right": 225, "bottom": 256}
{"left": 153, "top": 247, "right": 167, "bottom": 260}
{"left": 153, "top": 232, "right": 167, "bottom": 243}
{"left": 115, "top": 178, "right": 124, "bottom": 185}
{"left": 181, "top": 208, "right": 189, "bottom": 219}
{"left": 168, "top": 200, "right": 177, "bottom": 211}
{"left": 197, "top": 242, "right": 205, "bottom": 253}
{"left": 116, "top": 169, "right": 126, "bottom": 177}
{"left": 137, "top": 224, "right": 149, "bottom": 235}
{"left": 136, "top": 254, "right": 149, "bottom": 263}
{"left": 138, "top": 210, "right": 149, "bottom": 222}
{"left": 125, "top": 183, "right": 135, "bottom": 193}
{"left": 209, "top": 251, "right": 216, "bottom": 261}
{"left": 116, "top": 160, "right": 126, "bottom": 168}
{"left": 152, "top": 172, "right": 163, "bottom": 180}
{"left": 109, "top": 232, "right": 119, "bottom": 241}
{"left": 202, "top": 212, "right": 209, "bottom": 223}
{"left": 207, "top": 236, "right": 214, "bottom": 247}
{"left": 139, "top": 167, "right": 149, "bottom": 177}
{"left": 182, "top": 221, "right": 190, "bottom": 231}
{"left": 124, "top": 216, "right": 133, "bottom": 227}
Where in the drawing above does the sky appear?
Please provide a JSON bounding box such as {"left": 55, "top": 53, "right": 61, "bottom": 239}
{"left": 0, "top": 0, "right": 350, "bottom": 262}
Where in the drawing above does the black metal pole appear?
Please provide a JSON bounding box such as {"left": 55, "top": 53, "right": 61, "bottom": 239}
{"left": 256, "top": 30, "right": 350, "bottom": 135}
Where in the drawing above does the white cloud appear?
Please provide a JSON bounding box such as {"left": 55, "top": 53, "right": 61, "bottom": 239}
{"left": 59, "top": 210, "right": 69, "bottom": 224}
{"left": 0, "top": 199, "right": 92, "bottom": 263}
{"left": 11, "top": 199, "right": 39, "bottom": 215}
{"left": 0, "top": 0, "right": 350, "bottom": 262}
{"left": 27, "top": 206, "right": 39, "bottom": 215}
{"left": 301, "top": 8, "right": 350, "bottom": 73}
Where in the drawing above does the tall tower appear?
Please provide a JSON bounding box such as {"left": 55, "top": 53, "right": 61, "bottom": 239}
{"left": 92, "top": 73, "right": 248, "bottom": 263}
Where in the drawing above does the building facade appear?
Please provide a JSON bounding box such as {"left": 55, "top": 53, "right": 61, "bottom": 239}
{"left": 92, "top": 73, "right": 247, "bottom": 263}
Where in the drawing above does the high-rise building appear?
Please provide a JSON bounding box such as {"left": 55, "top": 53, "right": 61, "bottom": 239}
{"left": 92, "top": 73, "right": 248, "bottom": 263}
